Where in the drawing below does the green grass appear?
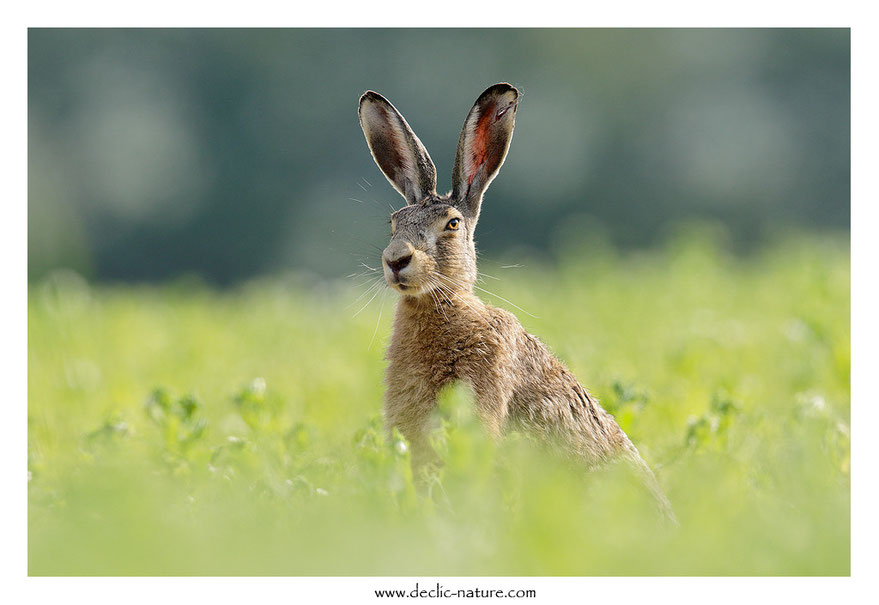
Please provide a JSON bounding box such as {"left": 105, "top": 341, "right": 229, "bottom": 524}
{"left": 28, "top": 230, "right": 850, "bottom": 575}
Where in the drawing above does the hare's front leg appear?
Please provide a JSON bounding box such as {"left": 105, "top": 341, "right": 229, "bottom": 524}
{"left": 470, "top": 375, "right": 513, "bottom": 440}
{"left": 384, "top": 373, "right": 440, "bottom": 478}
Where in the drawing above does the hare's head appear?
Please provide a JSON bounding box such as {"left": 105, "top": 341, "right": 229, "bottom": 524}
{"left": 358, "top": 83, "right": 518, "bottom": 298}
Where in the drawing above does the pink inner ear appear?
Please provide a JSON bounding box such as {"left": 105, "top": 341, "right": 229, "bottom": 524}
{"left": 466, "top": 101, "right": 496, "bottom": 187}
{"left": 368, "top": 103, "right": 410, "bottom": 187}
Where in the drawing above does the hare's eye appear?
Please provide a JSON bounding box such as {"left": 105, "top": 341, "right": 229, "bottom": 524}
{"left": 446, "top": 218, "right": 460, "bottom": 231}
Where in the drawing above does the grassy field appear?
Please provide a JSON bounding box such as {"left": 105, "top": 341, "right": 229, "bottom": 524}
{"left": 27, "top": 231, "right": 850, "bottom": 576}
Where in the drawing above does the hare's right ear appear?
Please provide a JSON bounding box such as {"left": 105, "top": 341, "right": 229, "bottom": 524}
{"left": 359, "top": 91, "right": 437, "bottom": 205}
{"left": 451, "top": 83, "right": 519, "bottom": 223}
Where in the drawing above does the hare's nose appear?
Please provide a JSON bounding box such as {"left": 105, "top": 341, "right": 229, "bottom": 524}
{"left": 383, "top": 241, "right": 415, "bottom": 274}
{"left": 385, "top": 253, "right": 412, "bottom": 274}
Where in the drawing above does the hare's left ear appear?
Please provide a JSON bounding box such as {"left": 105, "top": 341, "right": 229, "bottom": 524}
{"left": 359, "top": 91, "right": 437, "bottom": 205}
{"left": 451, "top": 83, "right": 519, "bottom": 223}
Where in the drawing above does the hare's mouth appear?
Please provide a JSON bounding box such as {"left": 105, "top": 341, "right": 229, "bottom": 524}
{"left": 387, "top": 277, "right": 425, "bottom": 296}
{"left": 385, "top": 266, "right": 431, "bottom": 296}
{"left": 391, "top": 281, "right": 420, "bottom": 294}
{"left": 386, "top": 274, "right": 411, "bottom": 292}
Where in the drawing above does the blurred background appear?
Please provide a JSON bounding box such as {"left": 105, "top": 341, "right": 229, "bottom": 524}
{"left": 28, "top": 29, "right": 850, "bottom": 284}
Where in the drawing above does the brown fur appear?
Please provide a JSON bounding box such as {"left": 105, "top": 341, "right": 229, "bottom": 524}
{"left": 359, "top": 83, "right": 676, "bottom": 523}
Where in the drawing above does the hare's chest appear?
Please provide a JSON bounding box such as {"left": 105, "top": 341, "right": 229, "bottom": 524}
{"left": 388, "top": 314, "right": 503, "bottom": 387}
{"left": 388, "top": 324, "right": 460, "bottom": 384}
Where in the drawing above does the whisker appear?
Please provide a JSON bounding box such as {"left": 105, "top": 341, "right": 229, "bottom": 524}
{"left": 347, "top": 266, "right": 379, "bottom": 280}
{"left": 349, "top": 276, "right": 382, "bottom": 291}
{"left": 431, "top": 272, "right": 476, "bottom": 298}
{"left": 347, "top": 271, "right": 380, "bottom": 284}
{"left": 430, "top": 273, "right": 485, "bottom": 317}
{"left": 426, "top": 277, "right": 450, "bottom": 323}
{"left": 430, "top": 274, "right": 501, "bottom": 343}
{"left": 347, "top": 276, "right": 384, "bottom": 309}
{"left": 348, "top": 268, "right": 382, "bottom": 283}
{"left": 353, "top": 281, "right": 385, "bottom": 317}
{"left": 432, "top": 274, "right": 500, "bottom": 324}
{"left": 348, "top": 194, "right": 391, "bottom": 215}
{"left": 350, "top": 271, "right": 382, "bottom": 284}
{"left": 471, "top": 283, "right": 538, "bottom": 318}
{"left": 423, "top": 277, "right": 440, "bottom": 313}
{"left": 368, "top": 288, "right": 388, "bottom": 350}
{"left": 348, "top": 274, "right": 374, "bottom": 285}
{"left": 430, "top": 286, "right": 444, "bottom": 320}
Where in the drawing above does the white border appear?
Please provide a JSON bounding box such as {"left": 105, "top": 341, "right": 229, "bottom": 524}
{"left": 5, "top": 1, "right": 863, "bottom": 27}
{"left": 8, "top": 2, "right": 875, "bottom": 604}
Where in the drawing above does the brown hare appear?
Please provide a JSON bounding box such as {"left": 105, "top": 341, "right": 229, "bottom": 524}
{"left": 358, "top": 83, "right": 676, "bottom": 523}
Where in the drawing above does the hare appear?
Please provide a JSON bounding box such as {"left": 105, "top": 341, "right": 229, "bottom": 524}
{"left": 358, "top": 83, "right": 676, "bottom": 523}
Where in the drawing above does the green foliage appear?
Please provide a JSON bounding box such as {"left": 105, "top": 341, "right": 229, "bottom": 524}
{"left": 27, "top": 233, "right": 850, "bottom": 575}
{"left": 145, "top": 388, "right": 208, "bottom": 456}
